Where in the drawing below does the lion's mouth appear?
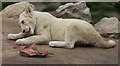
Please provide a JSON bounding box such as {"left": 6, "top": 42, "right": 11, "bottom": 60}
{"left": 22, "top": 28, "right": 31, "bottom": 33}
{"left": 28, "top": 28, "right": 31, "bottom": 33}
{"left": 22, "top": 27, "right": 34, "bottom": 35}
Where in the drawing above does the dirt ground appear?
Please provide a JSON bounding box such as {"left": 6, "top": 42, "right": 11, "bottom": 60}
{"left": 2, "top": 18, "right": 118, "bottom": 64}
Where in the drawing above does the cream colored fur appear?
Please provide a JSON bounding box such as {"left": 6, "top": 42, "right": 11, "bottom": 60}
{"left": 7, "top": 6, "right": 116, "bottom": 49}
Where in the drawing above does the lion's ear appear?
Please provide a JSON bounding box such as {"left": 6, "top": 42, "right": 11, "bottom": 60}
{"left": 25, "top": 6, "right": 33, "bottom": 14}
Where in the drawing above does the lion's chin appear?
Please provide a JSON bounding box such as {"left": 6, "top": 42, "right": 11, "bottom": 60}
{"left": 30, "top": 29, "right": 34, "bottom": 35}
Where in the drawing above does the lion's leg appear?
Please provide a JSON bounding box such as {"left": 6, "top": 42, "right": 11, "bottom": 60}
{"left": 7, "top": 32, "right": 27, "bottom": 40}
{"left": 49, "top": 40, "right": 75, "bottom": 49}
{"left": 64, "top": 29, "right": 77, "bottom": 49}
{"left": 16, "top": 35, "right": 50, "bottom": 45}
{"left": 49, "top": 41, "right": 67, "bottom": 48}
{"left": 49, "top": 37, "right": 76, "bottom": 49}
{"left": 93, "top": 34, "right": 116, "bottom": 48}
{"left": 49, "top": 26, "right": 77, "bottom": 49}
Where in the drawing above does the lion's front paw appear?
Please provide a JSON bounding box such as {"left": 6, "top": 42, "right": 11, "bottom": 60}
{"left": 7, "top": 34, "right": 17, "bottom": 40}
{"left": 16, "top": 39, "right": 26, "bottom": 46}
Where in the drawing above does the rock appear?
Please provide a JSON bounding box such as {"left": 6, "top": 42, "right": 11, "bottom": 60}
{"left": 56, "top": 2, "right": 92, "bottom": 23}
{"left": 94, "top": 17, "right": 120, "bottom": 39}
{"left": 0, "top": 2, "right": 34, "bottom": 19}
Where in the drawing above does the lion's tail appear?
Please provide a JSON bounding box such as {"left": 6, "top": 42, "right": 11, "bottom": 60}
{"left": 105, "top": 40, "right": 116, "bottom": 48}
{"left": 96, "top": 39, "right": 116, "bottom": 49}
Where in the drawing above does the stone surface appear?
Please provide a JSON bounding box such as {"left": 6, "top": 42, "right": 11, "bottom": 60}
{"left": 56, "top": 2, "right": 92, "bottom": 23}
{"left": 94, "top": 17, "right": 120, "bottom": 39}
{"left": 0, "top": 2, "right": 34, "bottom": 19}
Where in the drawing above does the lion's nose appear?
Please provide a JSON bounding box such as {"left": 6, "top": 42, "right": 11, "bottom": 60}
{"left": 22, "top": 30, "right": 25, "bottom": 33}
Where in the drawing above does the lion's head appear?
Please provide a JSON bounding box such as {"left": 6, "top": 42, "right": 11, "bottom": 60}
{"left": 19, "top": 5, "right": 36, "bottom": 35}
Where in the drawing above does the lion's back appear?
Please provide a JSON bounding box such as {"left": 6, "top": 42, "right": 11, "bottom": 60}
{"left": 51, "top": 18, "right": 93, "bottom": 41}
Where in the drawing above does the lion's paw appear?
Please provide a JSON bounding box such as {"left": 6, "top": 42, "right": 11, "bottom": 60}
{"left": 7, "top": 34, "right": 16, "bottom": 40}
{"left": 16, "top": 39, "right": 26, "bottom": 46}
{"left": 49, "top": 41, "right": 57, "bottom": 47}
{"left": 49, "top": 41, "right": 67, "bottom": 48}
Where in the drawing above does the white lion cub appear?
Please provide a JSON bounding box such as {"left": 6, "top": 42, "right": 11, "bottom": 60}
{"left": 7, "top": 6, "right": 116, "bottom": 49}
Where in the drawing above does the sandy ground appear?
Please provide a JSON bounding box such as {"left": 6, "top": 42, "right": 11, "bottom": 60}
{"left": 2, "top": 18, "right": 118, "bottom": 64}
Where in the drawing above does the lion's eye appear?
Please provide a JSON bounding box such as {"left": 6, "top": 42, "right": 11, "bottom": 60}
{"left": 21, "top": 20, "right": 24, "bottom": 24}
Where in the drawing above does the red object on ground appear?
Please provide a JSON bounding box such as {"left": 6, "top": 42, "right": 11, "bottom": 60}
{"left": 20, "top": 44, "right": 54, "bottom": 57}
{"left": 13, "top": 46, "right": 21, "bottom": 49}
{"left": 2, "top": 32, "right": 5, "bottom": 34}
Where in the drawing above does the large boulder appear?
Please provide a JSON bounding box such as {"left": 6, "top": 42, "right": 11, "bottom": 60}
{"left": 56, "top": 2, "right": 92, "bottom": 23}
{"left": 94, "top": 17, "right": 120, "bottom": 39}
{"left": 1, "top": 2, "right": 34, "bottom": 19}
